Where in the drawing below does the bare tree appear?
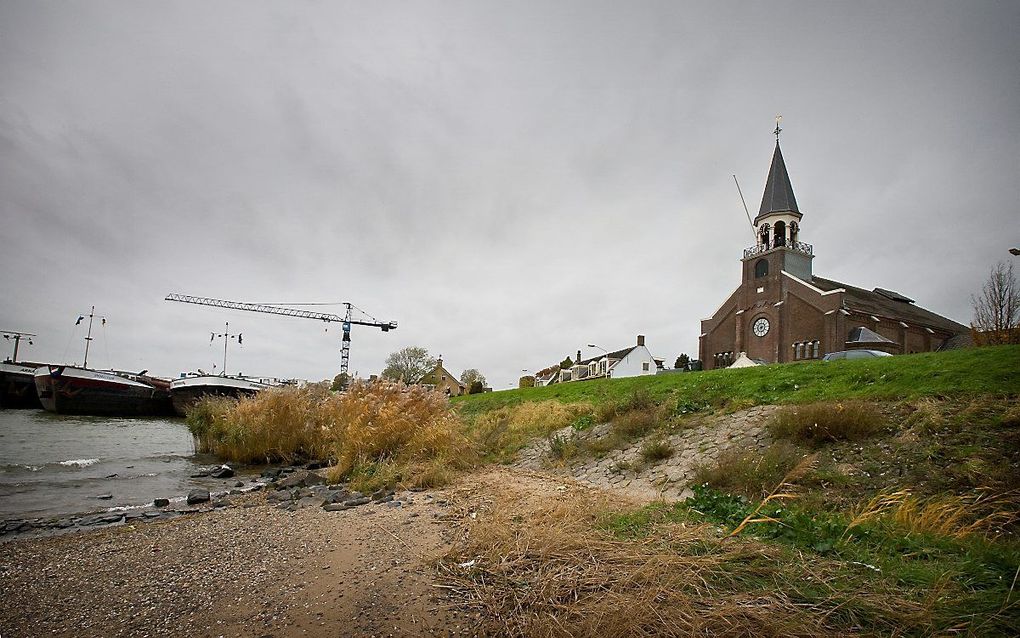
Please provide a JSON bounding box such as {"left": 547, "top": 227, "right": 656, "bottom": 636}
{"left": 459, "top": 368, "right": 487, "bottom": 389}
{"left": 971, "top": 261, "right": 1020, "bottom": 345}
{"left": 381, "top": 346, "right": 436, "bottom": 383}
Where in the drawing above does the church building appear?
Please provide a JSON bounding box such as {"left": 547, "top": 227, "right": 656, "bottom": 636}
{"left": 699, "top": 131, "right": 967, "bottom": 370}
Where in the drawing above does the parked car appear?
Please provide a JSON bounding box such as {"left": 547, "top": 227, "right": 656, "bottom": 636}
{"left": 822, "top": 350, "right": 894, "bottom": 361}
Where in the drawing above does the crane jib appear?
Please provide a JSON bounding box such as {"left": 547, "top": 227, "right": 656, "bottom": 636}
{"left": 164, "top": 293, "right": 396, "bottom": 377}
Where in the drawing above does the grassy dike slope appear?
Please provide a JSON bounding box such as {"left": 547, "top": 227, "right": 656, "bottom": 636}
{"left": 442, "top": 346, "right": 1020, "bottom": 636}
{"left": 455, "top": 345, "right": 1020, "bottom": 414}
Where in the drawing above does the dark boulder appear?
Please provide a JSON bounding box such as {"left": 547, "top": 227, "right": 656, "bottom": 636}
{"left": 323, "top": 490, "right": 351, "bottom": 505}
{"left": 153, "top": 498, "right": 170, "bottom": 507}
{"left": 210, "top": 465, "right": 234, "bottom": 479}
{"left": 305, "top": 460, "right": 327, "bottom": 470}
{"left": 275, "top": 470, "right": 325, "bottom": 490}
{"left": 186, "top": 489, "right": 210, "bottom": 505}
{"left": 96, "top": 494, "right": 113, "bottom": 500}
{"left": 260, "top": 468, "right": 282, "bottom": 478}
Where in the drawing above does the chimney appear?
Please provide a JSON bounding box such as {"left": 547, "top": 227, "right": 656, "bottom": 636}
{"left": 436, "top": 358, "right": 443, "bottom": 368}
{"left": 637, "top": 335, "right": 645, "bottom": 347}
{"left": 576, "top": 350, "right": 582, "bottom": 365}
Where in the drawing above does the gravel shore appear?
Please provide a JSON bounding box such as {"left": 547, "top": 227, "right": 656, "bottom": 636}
{"left": 0, "top": 487, "right": 472, "bottom": 637}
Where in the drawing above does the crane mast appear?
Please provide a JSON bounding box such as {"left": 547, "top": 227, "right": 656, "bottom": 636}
{"left": 165, "top": 294, "right": 396, "bottom": 377}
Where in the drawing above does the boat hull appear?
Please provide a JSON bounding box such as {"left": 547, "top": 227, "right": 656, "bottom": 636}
{"left": 34, "top": 366, "right": 175, "bottom": 417}
{"left": 170, "top": 375, "right": 271, "bottom": 417}
{"left": 0, "top": 362, "right": 43, "bottom": 409}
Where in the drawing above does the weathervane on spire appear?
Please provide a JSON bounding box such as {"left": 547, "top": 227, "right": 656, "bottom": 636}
{"left": 774, "top": 114, "right": 783, "bottom": 141}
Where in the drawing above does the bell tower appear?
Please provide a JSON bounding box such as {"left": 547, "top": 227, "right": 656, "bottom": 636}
{"left": 742, "top": 118, "right": 813, "bottom": 285}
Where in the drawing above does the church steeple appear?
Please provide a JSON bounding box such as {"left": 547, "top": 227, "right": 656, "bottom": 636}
{"left": 757, "top": 141, "right": 800, "bottom": 220}
{"left": 743, "top": 122, "right": 812, "bottom": 282}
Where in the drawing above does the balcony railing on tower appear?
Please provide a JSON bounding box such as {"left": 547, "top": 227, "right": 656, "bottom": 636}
{"left": 743, "top": 240, "right": 813, "bottom": 259}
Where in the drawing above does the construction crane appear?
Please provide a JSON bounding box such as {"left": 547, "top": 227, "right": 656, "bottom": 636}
{"left": 164, "top": 294, "right": 397, "bottom": 377}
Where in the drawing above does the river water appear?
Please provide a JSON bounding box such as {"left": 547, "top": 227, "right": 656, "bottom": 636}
{"left": 0, "top": 409, "right": 232, "bottom": 520}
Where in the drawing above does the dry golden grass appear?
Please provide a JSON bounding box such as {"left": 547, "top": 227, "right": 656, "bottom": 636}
{"left": 437, "top": 492, "right": 925, "bottom": 638}
{"left": 768, "top": 401, "right": 884, "bottom": 446}
{"left": 187, "top": 384, "right": 332, "bottom": 464}
{"left": 187, "top": 380, "right": 472, "bottom": 490}
{"left": 847, "top": 488, "right": 1020, "bottom": 540}
{"left": 468, "top": 400, "right": 593, "bottom": 463}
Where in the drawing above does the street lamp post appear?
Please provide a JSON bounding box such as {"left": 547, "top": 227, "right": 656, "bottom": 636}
{"left": 587, "top": 344, "right": 609, "bottom": 378}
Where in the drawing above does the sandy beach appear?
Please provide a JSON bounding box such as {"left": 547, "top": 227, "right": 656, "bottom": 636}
{"left": 0, "top": 468, "right": 570, "bottom": 637}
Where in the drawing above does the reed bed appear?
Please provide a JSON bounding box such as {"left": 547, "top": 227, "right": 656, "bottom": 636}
{"left": 437, "top": 495, "right": 926, "bottom": 638}
{"left": 186, "top": 380, "right": 472, "bottom": 489}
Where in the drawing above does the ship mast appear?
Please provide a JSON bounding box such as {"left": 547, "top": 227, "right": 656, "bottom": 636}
{"left": 211, "top": 322, "right": 242, "bottom": 375}
{"left": 83, "top": 306, "right": 95, "bottom": 368}
{"left": 1, "top": 330, "right": 35, "bottom": 363}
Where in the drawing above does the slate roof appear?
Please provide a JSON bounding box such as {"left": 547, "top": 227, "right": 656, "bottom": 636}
{"left": 846, "top": 326, "right": 896, "bottom": 344}
{"left": 576, "top": 346, "right": 636, "bottom": 367}
{"left": 757, "top": 142, "right": 800, "bottom": 219}
{"left": 810, "top": 276, "right": 968, "bottom": 335}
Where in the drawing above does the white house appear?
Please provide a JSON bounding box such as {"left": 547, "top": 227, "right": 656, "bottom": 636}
{"left": 556, "top": 335, "right": 663, "bottom": 383}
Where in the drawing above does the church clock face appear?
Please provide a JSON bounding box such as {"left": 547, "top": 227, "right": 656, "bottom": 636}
{"left": 752, "top": 317, "right": 770, "bottom": 337}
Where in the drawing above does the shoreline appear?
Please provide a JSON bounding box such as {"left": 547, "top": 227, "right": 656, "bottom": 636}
{"left": 0, "top": 467, "right": 498, "bottom": 637}
{"left": 0, "top": 464, "right": 276, "bottom": 542}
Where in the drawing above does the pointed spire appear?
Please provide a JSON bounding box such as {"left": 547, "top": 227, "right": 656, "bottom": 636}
{"left": 757, "top": 141, "right": 800, "bottom": 218}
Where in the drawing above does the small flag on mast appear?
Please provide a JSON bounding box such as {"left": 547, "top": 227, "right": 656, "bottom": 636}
{"left": 75, "top": 316, "right": 84, "bottom": 325}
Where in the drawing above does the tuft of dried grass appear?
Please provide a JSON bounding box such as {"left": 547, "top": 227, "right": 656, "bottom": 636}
{"left": 437, "top": 492, "right": 923, "bottom": 637}
{"left": 846, "top": 488, "right": 1020, "bottom": 540}
{"left": 638, "top": 438, "right": 674, "bottom": 463}
{"left": 612, "top": 408, "right": 658, "bottom": 440}
{"left": 768, "top": 401, "right": 884, "bottom": 447}
{"left": 693, "top": 441, "right": 808, "bottom": 499}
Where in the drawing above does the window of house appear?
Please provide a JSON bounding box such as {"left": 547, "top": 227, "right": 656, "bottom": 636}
{"left": 754, "top": 259, "right": 769, "bottom": 278}
{"left": 642, "top": 362, "right": 649, "bottom": 371}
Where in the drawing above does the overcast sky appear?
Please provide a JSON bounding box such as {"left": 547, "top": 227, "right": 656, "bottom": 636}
{"left": 2, "top": 1, "right": 1018, "bottom": 389}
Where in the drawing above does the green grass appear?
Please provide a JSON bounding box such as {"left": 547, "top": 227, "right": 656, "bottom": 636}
{"left": 600, "top": 486, "right": 1020, "bottom": 636}
{"left": 455, "top": 346, "right": 1020, "bottom": 416}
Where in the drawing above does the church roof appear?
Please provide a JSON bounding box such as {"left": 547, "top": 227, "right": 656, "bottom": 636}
{"left": 757, "top": 142, "right": 800, "bottom": 219}
{"left": 846, "top": 326, "right": 896, "bottom": 344}
{"left": 811, "top": 276, "right": 968, "bottom": 335}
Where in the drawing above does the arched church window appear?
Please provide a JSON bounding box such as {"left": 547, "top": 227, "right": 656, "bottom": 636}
{"left": 790, "top": 222, "right": 799, "bottom": 244}
{"left": 759, "top": 224, "right": 770, "bottom": 248}
{"left": 812, "top": 341, "right": 820, "bottom": 358}
{"left": 754, "top": 259, "right": 769, "bottom": 278}
{"left": 774, "top": 221, "right": 786, "bottom": 247}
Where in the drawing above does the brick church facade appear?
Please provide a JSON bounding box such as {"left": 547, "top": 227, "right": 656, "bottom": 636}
{"left": 699, "top": 137, "right": 967, "bottom": 370}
